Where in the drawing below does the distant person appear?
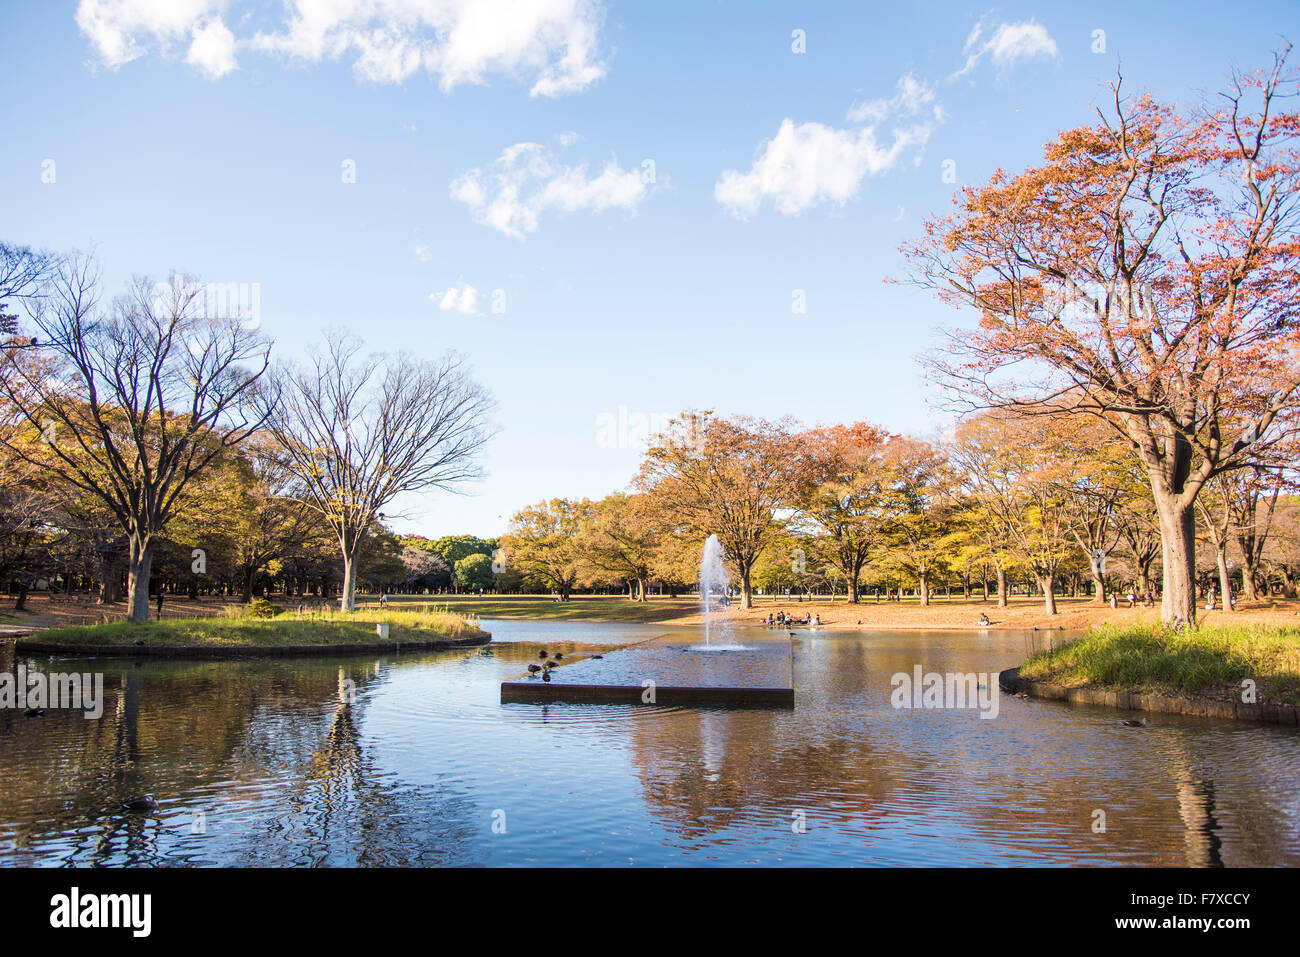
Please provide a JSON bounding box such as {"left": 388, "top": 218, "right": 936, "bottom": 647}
{"left": 1108, "top": 593, "right": 1118, "bottom": 609}
{"left": 379, "top": 593, "right": 388, "bottom": 609}
{"left": 978, "top": 613, "right": 990, "bottom": 627}
{"left": 1127, "top": 591, "right": 1136, "bottom": 608}
{"left": 156, "top": 588, "right": 164, "bottom": 620}
{"left": 767, "top": 613, "right": 774, "bottom": 626}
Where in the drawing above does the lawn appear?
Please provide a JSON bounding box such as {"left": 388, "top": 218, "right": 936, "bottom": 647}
{"left": 25, "top": 606, "right": 487, "bottom": 649}
{"left": 361, "top": 594, "right": 696, "bottom": 623}
{"left": 1019, "top": 622, "right": 1300, "bottom": 706}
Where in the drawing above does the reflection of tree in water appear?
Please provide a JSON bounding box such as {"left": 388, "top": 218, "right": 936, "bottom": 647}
{"left": 627, "top": 707, "right": 897, "bottom": 842}
{"left": 229, "top": 683, "right": 486, "bottom": 867}
{"left": 1174, "top": 767, "right": 1224, "bottom": 868}
{"left": 0, "top": 654, "right": 485, "bottom": 866}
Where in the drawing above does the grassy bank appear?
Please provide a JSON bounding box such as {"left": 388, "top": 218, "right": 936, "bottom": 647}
{"left": 361, "top": 594, "right": 693, "bottom": 623}
{"left": 1019, "top": 623, "right": 1300, "bottom": 706}
{"left": 27, "top": 606, "right": 487, "bottom": 649}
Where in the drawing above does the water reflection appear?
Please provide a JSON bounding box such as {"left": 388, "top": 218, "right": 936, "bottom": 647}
{"left": 0, "top": 624, "right": 1296, "bottom": 867}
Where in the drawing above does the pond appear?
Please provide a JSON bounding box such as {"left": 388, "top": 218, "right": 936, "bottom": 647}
{"left": 0, "top": 620, "right": 1296, "bottom": 866}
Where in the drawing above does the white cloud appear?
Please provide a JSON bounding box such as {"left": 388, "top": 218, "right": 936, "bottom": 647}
{"left": 186, "top": 17, "right": 237, "bottom": 78}
{"left": 75, "top": 0, "right": 607, "bottom": 96}
{"left": 847, "top": 72, "right": 940, "bottom": 124}
{"left": 715, "top": 73, "right": 942, "bottom": 219}
{"left": 952, "top": 18, "right": 1059, "bottom": 79}
{"left": 76, "top": 0, "right": 225, "bottom": 68}
{"left": 430, "top": 285, "right": 479, "bottom": 314}
{"left": 414, "top": 243, "right": 432, "bottom": 263}
{"left": 451, "top": 141, "right": 648, "bottom": 239}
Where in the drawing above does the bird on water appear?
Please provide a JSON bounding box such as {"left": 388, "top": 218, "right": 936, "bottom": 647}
{"left": 121, "top": 794, "right": 158, "bottom": 812}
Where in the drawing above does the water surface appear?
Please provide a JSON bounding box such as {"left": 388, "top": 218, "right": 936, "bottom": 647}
{"left": 0, "top": 621, "right": 1295, "bottom": 866}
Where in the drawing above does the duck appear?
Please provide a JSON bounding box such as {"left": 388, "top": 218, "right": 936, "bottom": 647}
{"left": 526, "top": 663, "right": 542, "bottom": 674}
{"left": 23, "top": 708, "right": 44, "bottom": 717}
{"left": 590, "top": 654, "right": 604, "bottom": 660}
{"left": 121, "top": 794, "right": 158, "bottom": 812}
{"left": 541, "top": 670, "right": 552, "bottom": 682}
{"left": 538, "top": 649, "right": 548, "bottom": 659}
{"left": 553, "top": 652, "right": 564, "bottom": 660}
{"left": 1119, "top": 718, "right": 1148, "bottom": 728}
{"left": 545, "top": 659, "right": 559, "bottom": 669}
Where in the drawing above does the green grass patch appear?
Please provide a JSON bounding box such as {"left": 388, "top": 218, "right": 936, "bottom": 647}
{"left": 30, "top": 604, "right": 486, "bottom": 648}
{"left": 362, "top": 595, "right": 694, "bottom": 623}
{"left": 1020, "top": 622, "right": 1300, "bottom": 706}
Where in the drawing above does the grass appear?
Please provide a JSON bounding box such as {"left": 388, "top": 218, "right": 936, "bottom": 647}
{"left": 1019, "top": 622, "right": 1300, "bottom": 706}
{"left": 360, "top": 594, "right": 694, "bottom": 623}
{"left": 27, "top": 604, "right": 487, "bottom": 648}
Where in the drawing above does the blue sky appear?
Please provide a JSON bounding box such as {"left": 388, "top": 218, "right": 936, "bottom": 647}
{"left": 2, "top": 1, "right": 1296, "bottom": 538}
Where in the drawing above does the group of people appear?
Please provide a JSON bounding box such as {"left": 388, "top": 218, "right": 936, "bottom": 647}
{"left": 765, "top": 611, "right": 821, "bottom": 627}
{"left": 1107, "top": 590, "right": 1156, "bottom": 609}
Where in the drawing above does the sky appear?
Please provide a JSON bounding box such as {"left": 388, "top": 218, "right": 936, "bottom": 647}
{"left": 2, "top": 0, "right": 1297, "bottom": 539}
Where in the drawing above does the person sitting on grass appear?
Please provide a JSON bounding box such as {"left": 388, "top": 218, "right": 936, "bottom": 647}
{"left": 978, "top": 613, "right": 990, "bottom": 627}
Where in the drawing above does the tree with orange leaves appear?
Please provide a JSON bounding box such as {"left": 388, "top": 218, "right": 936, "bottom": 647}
{"left": 795, "top": 421, "right": 895, "bottom": 603}
{"left": 904, "top": 49, "right": 1300, "bottom": 627}
{"left": 637, "top": 411, "right": 799, "bottom": 609}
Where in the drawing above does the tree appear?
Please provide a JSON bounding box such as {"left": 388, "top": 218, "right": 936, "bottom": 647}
{"left": 1057, "top": 416, "right": 1136, "bottom": 603}
{"left": 453, "top": 553, "right": 494, "bottom": 592}
{"left": 795, "top": 422, "right": 894, "bottom": 602}
{"left": 0, "top": 242, "right": 57, "bottom": 336}
{"left": 502, "top": 498, "right": 591, "bottom": 599}
{"left": 261, "top": 330, "right": 494, "bottom": 611}
{"left": 227, "top": 435, "right": 323, "bottom": 601}
{"left": 0, "top": 258, "right": 271, "bottom": 621}
{"left": 951, "top": 412, "right": 1074, "bottom": 613}
{"left": 431, "top": 534, "right": 497, "bottom": 568}
{"left": 879, "top": 436, "right": 955, "bottom": 606}
{"left": 906, "top": 51, "right": 1300, "bottom": 626}
{"left": 637, "top": 411, "right": 799, "bottom": 609}
{"left": 580, "top": 493, "right": 661, "bottom": 600}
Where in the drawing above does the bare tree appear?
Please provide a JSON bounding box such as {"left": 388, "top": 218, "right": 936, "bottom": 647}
{"left": 0, "top": 242, "right": 58, "bottom": 336}
{"left": 0, "top": 255, "right": 271, "bottom": 622}
{"left": 261, "top": 331, "right": 494, "bottom": 612}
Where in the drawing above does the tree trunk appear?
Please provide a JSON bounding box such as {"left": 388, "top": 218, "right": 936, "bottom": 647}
{"left": 1038, "top": 573, "right": 1058, "bottom": 615}
{"left": 918, "top": 570, "right": 929, "bottom": 606}
{"left": 1137, "top": 561, "right": 1153, "bottom": 597}
{"left": 848, "top": 575, "right": 859, "bottom": 603}
{"left": 1240, "top": 559, "right": 1260, "bottom": 601}
{"left": 1214, "top": 547, "right": 1234, "bottom": 613}
{"left": 1156, "top": 499, "right": 1198, "bottom": 628}
{"left": 996, "top": 567, "right": 1008, "bottom": 608}
{"left": 339, "top": 547, "right": 359, "bottom": 612}
{"left": 739, "top": 567, "right": 753, "bottom": 609}
{"left": 126, "top": 538, "right": 154, "bottom": 623}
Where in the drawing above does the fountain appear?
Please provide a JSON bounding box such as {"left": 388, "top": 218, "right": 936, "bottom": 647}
{"left": 501, "top": 534, "right": 789, "bottom": 705}
{"left": 694, "top": 534, "right": 747, "bottom": 651}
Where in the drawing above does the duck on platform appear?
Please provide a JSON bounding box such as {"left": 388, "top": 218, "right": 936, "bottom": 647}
{"left": 527, "top": 663, "right": 542, "bottom": 674}
{"left": 538, "top": 649, "right": 548, "bottom": 659}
